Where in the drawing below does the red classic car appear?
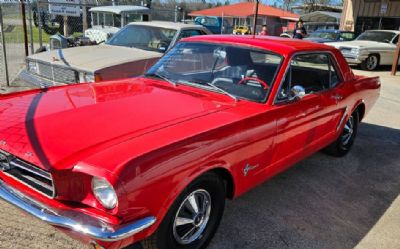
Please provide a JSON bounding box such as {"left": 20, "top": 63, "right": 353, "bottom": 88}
{"left": 0, "top": 36, "right": 380, "bottom": 249}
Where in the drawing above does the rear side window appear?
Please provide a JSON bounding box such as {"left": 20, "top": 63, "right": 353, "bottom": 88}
{"left": 278, "top": 53, "right": 341, "bottom": 101}
{"left": 340, "top": 32, "right": 355, "bottom": 41}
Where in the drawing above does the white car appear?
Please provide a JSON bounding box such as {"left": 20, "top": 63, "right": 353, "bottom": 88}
{"left": 20, "top": 22, "right": 211, "bottom": 87}
{"left": 85, "top": 5, "right": 151, "bottom": 44}
{"left": 328, "top": 30, "right": 400, "bottom": 71}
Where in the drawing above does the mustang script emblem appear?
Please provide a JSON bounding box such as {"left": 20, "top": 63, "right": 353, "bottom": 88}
{"left": 243, "top": 163, "right": 259, "bottom": 176}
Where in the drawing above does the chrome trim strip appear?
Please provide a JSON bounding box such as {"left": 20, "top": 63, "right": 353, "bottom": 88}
{"left": 0, "top": 180, "right": 156, "bottom": 241}
{"left": 336, "top": 107, "right": 348, "bottom": 131}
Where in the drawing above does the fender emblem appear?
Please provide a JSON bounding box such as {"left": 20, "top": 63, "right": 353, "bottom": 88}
{"left": 243, "top": 163, "right": 259, "bottom": 176}
{"left": 0, "top": 140, "right": 6, "bottom": 146}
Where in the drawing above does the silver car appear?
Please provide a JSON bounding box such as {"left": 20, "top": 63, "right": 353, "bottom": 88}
{"left": 20, "top": 21, "right": 211, "bottom": 87}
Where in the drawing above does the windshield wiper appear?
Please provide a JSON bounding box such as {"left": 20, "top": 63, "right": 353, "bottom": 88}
{"left": 204, "top": 82, "right": 238, "bottom": 102}
{"left": 179, "top": 79, "right": 238, "bottom": 102}
{"left": 145, "top": 72, "right": 177, "bottom": 87}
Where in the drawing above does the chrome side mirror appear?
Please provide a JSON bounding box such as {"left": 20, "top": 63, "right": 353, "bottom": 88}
{"left": 288, "top": 85, "right": 305, "bottom": 102}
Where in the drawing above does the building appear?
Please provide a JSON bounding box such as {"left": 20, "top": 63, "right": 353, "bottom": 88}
{"left": 340, "top": 0, "right": 400, "bottom": 34}
{"left": 189, "top": 2, "right": 299, "bottom": 36}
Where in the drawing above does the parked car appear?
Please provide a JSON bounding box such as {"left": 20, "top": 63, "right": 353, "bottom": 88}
{"left": 233, "top": 25, "right": 251, "bottom": 35}
{"left": 85, "top": 5, "right": 151, "bottom": 44}
{"left": 328, "top": 30, "right": 400, "bottom": 70}
{"left": 304, "top": 30, "right": 355, "bottom": 43}
{"left": 0, "top": 36, "right": 380, "bottom": 249}
{"left": 19, "top": 21, "right": 211, "bottom": 87}
{"left": 194, "top": 16, "right": 233, "bottom": 34}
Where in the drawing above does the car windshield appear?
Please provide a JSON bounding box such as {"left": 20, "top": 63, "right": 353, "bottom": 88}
{"left": 106, "top": 25, "right": 177, "bottom": 51}
{"left": 309, "top": 31, "right": 337, "bottom": 40}
{"left": 146, "top": 42, "right": 283, "bottom": 102}
{"left": 356, "top": 31, "right": 396, "bottom": 43}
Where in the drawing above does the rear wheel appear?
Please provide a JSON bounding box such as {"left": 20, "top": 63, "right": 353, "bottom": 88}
{"left": 142, "top": 173, "right": 225, "bottom": 249}
{"left": 324, "top": 111, "right": 359, "bottom": 157}
{"left": 360, "top": 54, "right": 379, "bottom": 71}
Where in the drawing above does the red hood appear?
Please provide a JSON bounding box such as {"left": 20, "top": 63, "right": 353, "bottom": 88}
{"left": 0, "top": 78, "right": 232, "bottom": 171}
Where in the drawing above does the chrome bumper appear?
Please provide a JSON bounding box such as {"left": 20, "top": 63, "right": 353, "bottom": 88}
{"left": 0, "top": 180, "right": 156, "bottom": 242}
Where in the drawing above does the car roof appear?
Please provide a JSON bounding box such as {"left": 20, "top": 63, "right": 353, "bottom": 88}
{"left": 89, "top": 5, "right": 150, "bottom": 14}
{"left": 128, "top": 21, "right": 205, "bottom": 30}
{"left": 364, "top": 30, "right": 400, "bottom": 34}
{"left": 182, "top": 35, "right": 336, "bottom": 56}
{"left": 313, "top": 29, "right": 352, "bottom": 33}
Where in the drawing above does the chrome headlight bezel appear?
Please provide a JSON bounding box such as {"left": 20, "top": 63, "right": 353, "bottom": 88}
{"left": 91, "top": 177, "right": 118, "bottom": 209}
{"left": 350, "top": 48, "right": 359, "bottom": 55}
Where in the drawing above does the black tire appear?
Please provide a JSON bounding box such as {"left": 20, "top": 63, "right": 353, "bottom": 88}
{"left": 142, "top": 173, "right": 226, "bottom": 249}
{"left": 360, "top": 54, "right": 379, "bottom": 71}
{"left": 324, "top": 111, "right": 359, "bottom": 157}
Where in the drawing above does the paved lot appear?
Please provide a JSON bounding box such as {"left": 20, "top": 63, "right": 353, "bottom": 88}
{"left": 0, "top": 69, "right": 399, "bottom": 249}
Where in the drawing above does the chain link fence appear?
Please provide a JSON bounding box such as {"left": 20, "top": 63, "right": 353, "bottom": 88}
{"left": 0, "top": 1, "right": 35, "bottom": 87}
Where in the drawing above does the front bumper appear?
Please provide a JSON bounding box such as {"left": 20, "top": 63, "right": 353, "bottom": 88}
{"left": 0, "top": 180, "right": 156, "bottom": 242}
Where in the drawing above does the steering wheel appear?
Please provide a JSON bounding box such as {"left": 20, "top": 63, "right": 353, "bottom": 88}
{"left": 238, "top": 77, "right": 269, "bottom": 89}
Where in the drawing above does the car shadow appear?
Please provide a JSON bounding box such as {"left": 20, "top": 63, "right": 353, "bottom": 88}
{"left": 351, "top": 65, "right": 400, "bottom": 72}
{"left": 208, "top": 122, "right": 400, "bottom": 249}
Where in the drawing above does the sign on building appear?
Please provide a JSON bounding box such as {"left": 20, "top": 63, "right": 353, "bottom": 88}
{"left": 49, "top": 0, "right": 80, "bottom": 17}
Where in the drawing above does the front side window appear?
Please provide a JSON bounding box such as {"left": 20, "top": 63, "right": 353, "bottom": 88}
{"left": 146, "top": 42, "right": 283, "bottom": 102}
{"left": 277, "top": 53, "right": 340, "bottom": 101}
{"left": 106, "top": 25, "right": 177, "bottom": 51}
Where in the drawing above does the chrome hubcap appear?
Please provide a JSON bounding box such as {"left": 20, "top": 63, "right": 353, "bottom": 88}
{"left": 341, "top": 116, "right": 354, "bottom": 146}
{"left": 366, "top": 56, "right": 377, "bottom": 70}
{"left": 173, "top": 189, "right": 212, "bottom": 245}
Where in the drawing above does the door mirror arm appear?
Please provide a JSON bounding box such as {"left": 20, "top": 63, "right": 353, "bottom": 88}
{"left": 287, "top": 85, "right": 306, "bottom": 102}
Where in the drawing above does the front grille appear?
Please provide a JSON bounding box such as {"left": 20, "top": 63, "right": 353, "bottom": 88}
{"left": 29, "top": 60, "right": 78, "bottom": 84}
{"left": 0, "top": 150, "right": 55, "bottom": 198}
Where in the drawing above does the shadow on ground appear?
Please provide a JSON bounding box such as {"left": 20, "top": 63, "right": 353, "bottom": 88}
{"left": 206, "top": 122, "right": 400, "bottom": 249}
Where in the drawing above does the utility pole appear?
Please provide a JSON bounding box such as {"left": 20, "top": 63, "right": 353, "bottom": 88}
{"left": 391, "top": 40, "right": 400, "bottom": 76}
{"left": 252, "top": 0, "right": 259, "bottom": 35}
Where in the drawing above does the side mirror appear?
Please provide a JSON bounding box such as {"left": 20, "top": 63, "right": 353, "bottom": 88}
{"left": 158, "top": 41, "right": 169, "bottom": 53}
{"left": 288, "top": 85, "right": 305, "bottom": 102}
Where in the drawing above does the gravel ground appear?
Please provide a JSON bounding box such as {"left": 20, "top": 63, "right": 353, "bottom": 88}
{"left": 0, "top": 69, "right": 399, "bottom": 249}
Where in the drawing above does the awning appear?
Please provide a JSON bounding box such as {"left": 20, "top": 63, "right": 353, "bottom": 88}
{"left": 280, "top": 17, "right": 299, "bottom": 21}
{"left": 300, "top": 11, "right": 341, "bottom": 23}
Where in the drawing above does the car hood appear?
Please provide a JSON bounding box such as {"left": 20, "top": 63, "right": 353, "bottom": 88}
{"left": 0, "top": 78, "right": 233, "bottom": 171}
{"left": 28, "top": 45, "right": 162, "bottom": 72}
{"left": 328, "top": 40, "right": 395, "bottom": 49}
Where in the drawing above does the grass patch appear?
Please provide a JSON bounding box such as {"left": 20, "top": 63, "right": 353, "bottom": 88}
{"left": 3, "top": 25, "right": 82, "bottom": 44}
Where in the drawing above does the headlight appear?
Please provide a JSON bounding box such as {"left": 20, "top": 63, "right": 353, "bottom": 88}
{"left": 79, "top": 72, "right": 95, "bottom": 83}
{"left": 350, "top": 48, "right": 359, "bottom": 54}
{"left": 92, "top": 177, "right": 118, "bottom": 209}
{"left": 27, "top": 60, "right": 38, "bottom": 74}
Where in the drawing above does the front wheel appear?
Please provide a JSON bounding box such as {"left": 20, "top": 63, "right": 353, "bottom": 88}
{"left": 324, "top": 111, "right": 359, "bottom": 157}
{"left": 360, "top": 54, "right": 379, "bottom": 71}
{"left": 142, "top": 173, "right": 226, "bottom": 249}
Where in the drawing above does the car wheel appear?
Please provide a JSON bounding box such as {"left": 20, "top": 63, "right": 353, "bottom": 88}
{"left": 324, "top": 111, "right": 359, "bottom": 157}
{"left": 360, "top": 54, "right": 379, "bottom": 71}
{"left": 142, "top": 173, "right": 226, "bottom": 249}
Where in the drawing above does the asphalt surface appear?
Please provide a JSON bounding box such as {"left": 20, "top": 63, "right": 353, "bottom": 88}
{"left": 0, "top": 69, "right": 399, "bottom": 249}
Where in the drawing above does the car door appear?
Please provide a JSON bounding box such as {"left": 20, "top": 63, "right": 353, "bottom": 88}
{"left": 270, "top": 53, "right": 338, "bottom": 168}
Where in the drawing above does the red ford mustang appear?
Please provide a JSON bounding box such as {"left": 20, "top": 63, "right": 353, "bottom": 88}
{"left": 0, "top": 36, "right": 380, "bottom": 249}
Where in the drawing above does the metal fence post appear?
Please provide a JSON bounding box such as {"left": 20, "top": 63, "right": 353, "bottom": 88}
{"left": 27, "top": 0, "right": 34, "bottom": 54}
{"left": 0, "top": 5, "right": 10, "bottom": 86}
